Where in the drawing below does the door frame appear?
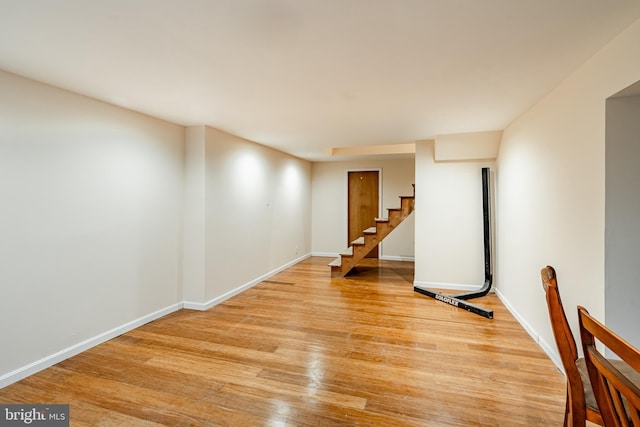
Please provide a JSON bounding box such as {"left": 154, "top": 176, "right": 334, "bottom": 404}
{"left": 344, "top": 168, "right": 383, "bottom": 255}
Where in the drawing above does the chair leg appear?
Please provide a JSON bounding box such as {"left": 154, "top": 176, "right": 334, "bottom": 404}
{"left": 566, "top": 389, "right": 587, "bottom": 427}
{"left": 563, "top": 389, "right": 570, "bottom": 427}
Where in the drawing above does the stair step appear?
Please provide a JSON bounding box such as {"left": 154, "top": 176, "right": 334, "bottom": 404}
{"left": 351, "top": 237, "right": 365, "bottom": 245}
{"left": 340, "top": 247, "right": 353, "bottom": 256}
{"left": 375, "top": 217, "right": 389, "bottom": 223}
{"left": 363, "top": 227, "right": 377, "bottom": 234}
{"left": 328, "top": 258, "right": 342, "bottom": 267}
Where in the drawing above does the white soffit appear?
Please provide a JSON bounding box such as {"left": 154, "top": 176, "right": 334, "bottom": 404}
{"left": 610, "top": 80, "right": 640, "bottom": 98}
{"left": 327, "top": 143, "right": 416, "bottom": 157}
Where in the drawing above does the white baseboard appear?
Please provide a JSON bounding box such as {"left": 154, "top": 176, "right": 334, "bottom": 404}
{"left": 0, "top": 302, "right": 183, "bottom": 389}
{"left": 539, "top": 336, "right": 563, "bottom": 372}
{"left": 311, "top": 252, "right": 339, "bottom": 258}
{"left": 413, "top": 280, "right": 484, "bottom": 292}
{"left": 379, "top": 255, "right": 415, "bottom": 262}
{"left": 494, "top": 287, "right": 563, "bottom": 373}
{"left": 183, "top": 253, "right": 312, "bottom": 311}
{"left": 312, "top": 252, "right": 415, "bottom": 263}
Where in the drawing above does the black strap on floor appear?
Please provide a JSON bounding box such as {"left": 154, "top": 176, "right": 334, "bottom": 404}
{"left": 414, "top": 167, "right": 494, "bottom": 319}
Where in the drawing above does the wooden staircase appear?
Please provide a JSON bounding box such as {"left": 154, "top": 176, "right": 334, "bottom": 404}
{"left": 329, "top": 186, "right": 415, "bottom": 278}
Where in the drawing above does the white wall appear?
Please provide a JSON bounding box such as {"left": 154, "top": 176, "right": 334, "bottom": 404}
{"left": 203, "top": 127, "right": 311, "bottom": 302}
{"left": 311, "top": 158, "right": 415, "bottom": 260}
{"left": 0, "top": 70, "right": 184, "bottom": 381}
{"left": 605, "top": 93, "right": 640, "bottom": 348}
{"left": 496, "top": 18, "right": 640, "bottom": 361}
{"left": 434, "top": 131, "right": 502, "bottom": 162}
{"left": 414, "top": 140, "right": 495, "bottom": 289}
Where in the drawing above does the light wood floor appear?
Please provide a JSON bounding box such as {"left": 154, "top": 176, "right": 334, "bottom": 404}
{"left": 0, "top": 257, "right": 566, "bottom": 426}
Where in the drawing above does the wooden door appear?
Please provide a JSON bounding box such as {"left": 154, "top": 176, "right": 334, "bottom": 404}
{"left": 348, "top": 171, "right": 379, "bottom": 258}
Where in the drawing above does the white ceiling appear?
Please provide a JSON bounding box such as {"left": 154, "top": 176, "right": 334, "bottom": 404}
{"left": 1, "top": 1, "right": 640, "bottom": 161}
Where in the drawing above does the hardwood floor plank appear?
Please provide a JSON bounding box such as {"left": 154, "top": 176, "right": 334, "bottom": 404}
{"left": 0, "top": 257, "right": 566, "bottom": 425}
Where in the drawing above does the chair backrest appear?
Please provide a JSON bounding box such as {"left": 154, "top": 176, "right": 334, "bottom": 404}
{"left": 540, "top": 266, "right": 587, "bottom": 421}
{"left": 578, "top": 306, "right": 640, "bottom": 426}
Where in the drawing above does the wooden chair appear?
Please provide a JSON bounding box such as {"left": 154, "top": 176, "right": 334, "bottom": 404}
{"left": 578, "top": 306, "right": 640, "bottom": 426}
{"left": 541, "top": 266, "right": 604, "bottom": 426}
